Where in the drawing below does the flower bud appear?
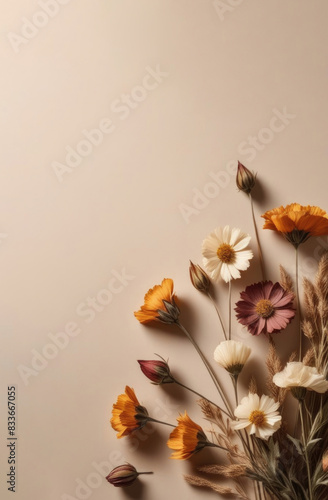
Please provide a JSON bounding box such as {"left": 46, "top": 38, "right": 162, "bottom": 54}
{"left": 106, "top": 464, "right": 153, "bottom": 487}
{"left": 106, "top": 464, "right": 139, "bottom": 487}
{"left": 236, "top": 162, "right": 256, "bottom": 194}
{"left": 138, "top": 359, "right": 174, "bottom": 384}
{"left": 189, "top": 261, "right": 211, "bottom": 293}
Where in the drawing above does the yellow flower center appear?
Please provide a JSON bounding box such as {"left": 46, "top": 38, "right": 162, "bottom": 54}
{"left": 217, "top": 244, "right": 235, "bottom": 264}
{"left": 255, "top": 299, "right": 274, "bottom": 318}
{"left": 249, "top": 410, "right": 266, "bottom": 426}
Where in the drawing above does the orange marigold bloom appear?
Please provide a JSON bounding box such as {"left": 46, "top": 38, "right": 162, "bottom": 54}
{"left": 111, "top": 386, "right": 149, "bottom": 438}
{"left": 134, "top": 278, "right": 179, "bottom": 324}
{"left": 262, "top": 203, "right": 328, "bottom": 248}
{"left": 167, "top": 412, "right": 208, "bottom": 460}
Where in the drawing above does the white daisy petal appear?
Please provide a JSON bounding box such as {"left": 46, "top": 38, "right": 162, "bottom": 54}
{"left": 202, "top": 226, "right": 253, "bottom": 283}
{"left": 233, "top": 235, "right": 252, "bottom": 251}
{"left": 229, "top": 265, "right": 241, "bottom": 280}
{"left": 222, "top": 225, "right": 232, "bottom": 242}
{"left": 214, "top": 227, "right": 223, "bottom": 242}
{"left": 235, "top": 251, "right": 253, "bottom": 270}
{"left": 220, "top": 263, "right": 232, "bottom": 283}
{"left": 229, "top": 227, "right": 241, "bottom": 246}
{"left": 232, "top": 393, "right": 281, "bottom": 441}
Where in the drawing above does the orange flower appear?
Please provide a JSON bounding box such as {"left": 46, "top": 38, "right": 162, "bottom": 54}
{"left": 134, "top": 278, "right": 179, "bottom": 324}
{"left": 167, "top": 412, "right": 208, "bottom": 459}
{"left": 262, "top": 203, "right": 328, "bottom": 247}
{"left": 111, "top": 386, "right": 149, "bottom": 438}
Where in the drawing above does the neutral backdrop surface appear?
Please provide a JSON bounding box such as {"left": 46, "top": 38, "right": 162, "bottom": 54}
{"left": 1, "top": 1, "right": 328, "bottom": 499}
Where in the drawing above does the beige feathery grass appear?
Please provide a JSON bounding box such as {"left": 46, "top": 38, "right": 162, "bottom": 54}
{"left": 198, "top": 464, "right": 246, "bottom": 478}
{"left": 266, "top": 337, "right": 285, "bottom": 405}
{"left": 279, "top": 265, "right": 294, "bottom": 293}
{"left": 184, "top": 474, "right": 248, "bottom": 499}
{"left": 303, "top": 347, "right": 315, "bottom": 366}
{"left": 248, "top": 376, "right": 258, "bottom": 394}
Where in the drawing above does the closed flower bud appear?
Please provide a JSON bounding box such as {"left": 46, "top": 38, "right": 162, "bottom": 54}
{"left": 106, "top": 463, "right": 152, "bottom": 487}
{"left": 236, "top": 162, "right": 256, "bottom": 194}
{"left": 189, "top": 261, "right": 211, "bottom": 293}
{"left": 138, "top": 359, "right": 175, "bottom": 385}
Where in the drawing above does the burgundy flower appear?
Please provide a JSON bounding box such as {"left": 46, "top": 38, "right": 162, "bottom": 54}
{"left": 138, "top": 359, "right": 174, "bottom": 385}
{"left": 235, "top": 281, "right": 295, "bottom": 335}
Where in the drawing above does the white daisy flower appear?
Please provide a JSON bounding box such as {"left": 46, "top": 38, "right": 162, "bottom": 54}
{"left": 202, "top": 226, "right": 253, "bottom": 283}
{"left": 233, "top": 393, "right": 281, "bottom": 440}
{"left": 214, "top": 340, "right": 251, "bottom": 376}
{"left": 273, "top": 362, "right": 328, "bottom": 394}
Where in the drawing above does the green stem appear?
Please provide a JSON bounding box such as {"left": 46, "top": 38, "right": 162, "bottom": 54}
{"left": 174, "top": 379, "right": 231, "bottom": 418}
{"left": 207, "top": 292, "right": 227, "bottom": 340}
{"left": 205, "top": 441, "right": 230, "bottom": 453}
{"left": 137, "top": 472, "right": 154, "bottom": 475}
{"left": 228, "top": 281, "right": 232, "bottom": 340}
{"left": 231, "top": 374, "right": 239, "bottom": 406}
{"left": 176, "top": 322, "right": 234, "bottom": 417}
{"left": 295, "top": 247, "right": 303, "bottom": 361}
{"left": 146, "top": 417, "right": 175, "bottom": 428}
{"left": 299, "top": 401, "right": 313, "bottom": 500}
{"left": 249, "top": 193, "right": 266, "bottom": 280}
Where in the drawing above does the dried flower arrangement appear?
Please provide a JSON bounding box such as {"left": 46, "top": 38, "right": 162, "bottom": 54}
{"left": 107, "top": 163, "right": 328, "bottom": 500}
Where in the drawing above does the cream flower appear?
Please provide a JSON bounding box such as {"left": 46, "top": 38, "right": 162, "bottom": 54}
{"left": 273, "top": 362, "right": 328, "bottom": 394}
{"left": 202, "top": 226, "right": 253, "bottom": 283}
{"left": 233, "top": 393, "right": 281, "bottom": 440}
{"left": 214, "top": 340, "right": 251, "bottom": 376}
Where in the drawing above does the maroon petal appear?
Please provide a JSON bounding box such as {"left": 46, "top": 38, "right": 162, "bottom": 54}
{"left": 269, "top": 282, "right": 286, "bottom": 305}
{"left": 275, "top": 309, "right": 295, "bottom": 319}
{"left": 274, "top": 292, "right": 295, "bottom": 308}
{"left": 262, "top": 281, "right": 275, "bottom": 299}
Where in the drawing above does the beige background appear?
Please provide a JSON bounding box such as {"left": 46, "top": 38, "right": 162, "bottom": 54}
{"left": 1, "top": 1, "right": 328, "bottom": 499}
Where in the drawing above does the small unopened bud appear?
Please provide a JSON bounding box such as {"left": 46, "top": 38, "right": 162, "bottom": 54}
{"left": 189, "top": 261, "right": 211, "bottom": 293}
{"left": 323, "top": 451, "right": 328, "bottom": 471}
{"left": 106, "top": 463, "right": 153, "bottom": 487}
{"left": 236, "top": 162, "right": 256, "bottom": 194}
{"left": 138, "top": 358, "right": 175, "bottom": 385}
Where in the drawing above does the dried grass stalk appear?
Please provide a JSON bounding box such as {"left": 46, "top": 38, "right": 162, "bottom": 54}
{"left": 280, "top": 265, "right": 294, "bottom": 293}
{"left": 266, "top": 337, "right": 285, "bottom": 404}
{"left": 184, "top": 474, "right": 243, "bottom": 497}
{"left": 248, "top": 376, "right": 258, "bottom": 394}
{"left": 288, "top": 351, "right": 297, "bottom": 363}
{"left": 302, "top": 319, "right": 315, "bottom": 340}
{"left": 198, "top": 398, "right": 223, "bottom": 426}
{"left": 303, "top": 347, "right": 315, "bottom": 366}
{"left": 198, "top": 399, "right": 234, "bottom": 439}
{"left": 198, "top": 464, "right": 246, "bottom": 478}
{"left": 303, "top": 278, "right": 320, "bottom": 338}
{"left": 315, "top": 253, "right": 328, "bottom": 302}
